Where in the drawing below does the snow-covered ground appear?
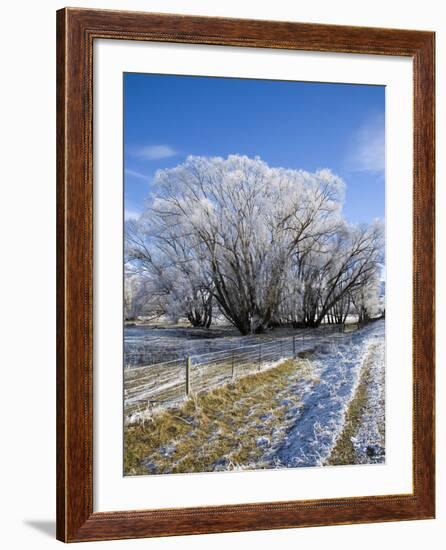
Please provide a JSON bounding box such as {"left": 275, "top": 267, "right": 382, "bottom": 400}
{"left": 124, "top": 323, "right": 351, "bottom": 367}
{"left": 260, "top": 320, "right": 385, "bottom": 468}
{"left": 351, "top": 337, "right": 385, "bottom": 463}
{"left": 125, "top": 320, "right": 385, "bottom": 471}
{"left": 124, "top": 324, "right": 363, "bottom": 420}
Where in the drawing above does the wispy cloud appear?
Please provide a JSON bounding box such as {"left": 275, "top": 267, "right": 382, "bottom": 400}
{"left": 347, "top": 114, "right": 385, "bottom": 174}
{"left": 130, "top": 144, "right": 177, "bottom": 161}
{"left": 124, "top": 168, "right": 151, "bottom": 182}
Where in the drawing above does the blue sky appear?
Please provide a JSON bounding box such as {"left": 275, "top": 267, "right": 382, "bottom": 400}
{"left": 124, "top": 73, "right": 385, "bottom": 224}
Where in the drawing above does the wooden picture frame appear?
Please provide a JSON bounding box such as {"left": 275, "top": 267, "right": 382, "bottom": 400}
{"left": 56, "top": 7, "right": 435, "bottom": 542}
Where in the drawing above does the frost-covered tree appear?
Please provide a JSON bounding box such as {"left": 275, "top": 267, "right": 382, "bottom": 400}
{"left": 350, "top": 268, "right": 384, "bottom": 323}
{"left": 273, "top": 221, "right": 383, "bottom": 327}
{"left": 311, "top": 222, "right": 384, "bottom": 326}
{"left": 124, "top": 270, "right": 159, "bottom": 320}
{"left": 125, "top": 155, "right": 384, "bottom": 334}
{"left": 147, "top": 155, "right": 345, "bottom": 334}
{"left": 125, "top": 214, "right": 213, "bottom": 327}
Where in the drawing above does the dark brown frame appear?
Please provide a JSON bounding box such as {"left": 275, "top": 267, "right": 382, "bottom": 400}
{"left": 57, "top": 7, "right": 435, "bottom": 542}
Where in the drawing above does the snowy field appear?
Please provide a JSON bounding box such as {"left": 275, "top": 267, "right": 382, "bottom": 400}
{"left": 261, "top": 320, "right": 385, "bottom": 468}
{"left": 124, "top": 320, "right": 385, "bottom": 472}
{"left": 124, "top": 322, "right": 352, "bottom": 367}
{"left": 124, "top": 322, "right": 361, "bottom": 420}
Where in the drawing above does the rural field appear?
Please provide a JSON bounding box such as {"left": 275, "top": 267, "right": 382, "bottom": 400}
{"left": 124, "top": 318, "right": 385, "bottom": 475}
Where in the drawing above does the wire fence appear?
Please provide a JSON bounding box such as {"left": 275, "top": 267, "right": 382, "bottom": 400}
{"left": 124, "top": 324, "right": 361, "bottom": 420}
{"left": 124, "top": 323, "right": 357, "bottom": 367}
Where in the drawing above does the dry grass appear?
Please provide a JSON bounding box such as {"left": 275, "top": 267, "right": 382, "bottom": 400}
{"left": 326, "top": 358, "right": 372, "bottom": 466}
{"left": 124, "top": 358, "right": 313, "bottom": 475}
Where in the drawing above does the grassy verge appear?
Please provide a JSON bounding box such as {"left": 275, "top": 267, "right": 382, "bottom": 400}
{"left": 124, "top": 358, "right": 314, "bottom": 475}
{"left": 326, "top": 357, "right": 372, "bottom": 466}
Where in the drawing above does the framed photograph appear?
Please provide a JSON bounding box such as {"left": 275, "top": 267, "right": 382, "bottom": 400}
{"left": 56, "top": 8, "right": 435, "bottom": 542}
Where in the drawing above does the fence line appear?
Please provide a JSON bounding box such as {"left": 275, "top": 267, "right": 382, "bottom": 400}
{"left": 124, "top": 325, "right": 360, "bottom": 420}
{"left": 123, "top": 323, "right": 355, "bottom": 368}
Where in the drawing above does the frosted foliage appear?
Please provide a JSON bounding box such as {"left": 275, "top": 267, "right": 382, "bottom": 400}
{"left": 124, "top": 270, "right": 162, "bottom": 321}
{"left": 125, "top": 155, "right": 383, "bottom": 334}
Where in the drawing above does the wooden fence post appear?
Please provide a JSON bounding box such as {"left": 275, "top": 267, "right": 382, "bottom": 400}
{"left": 185, "top": 356, "right": 191, "bottom": 396}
